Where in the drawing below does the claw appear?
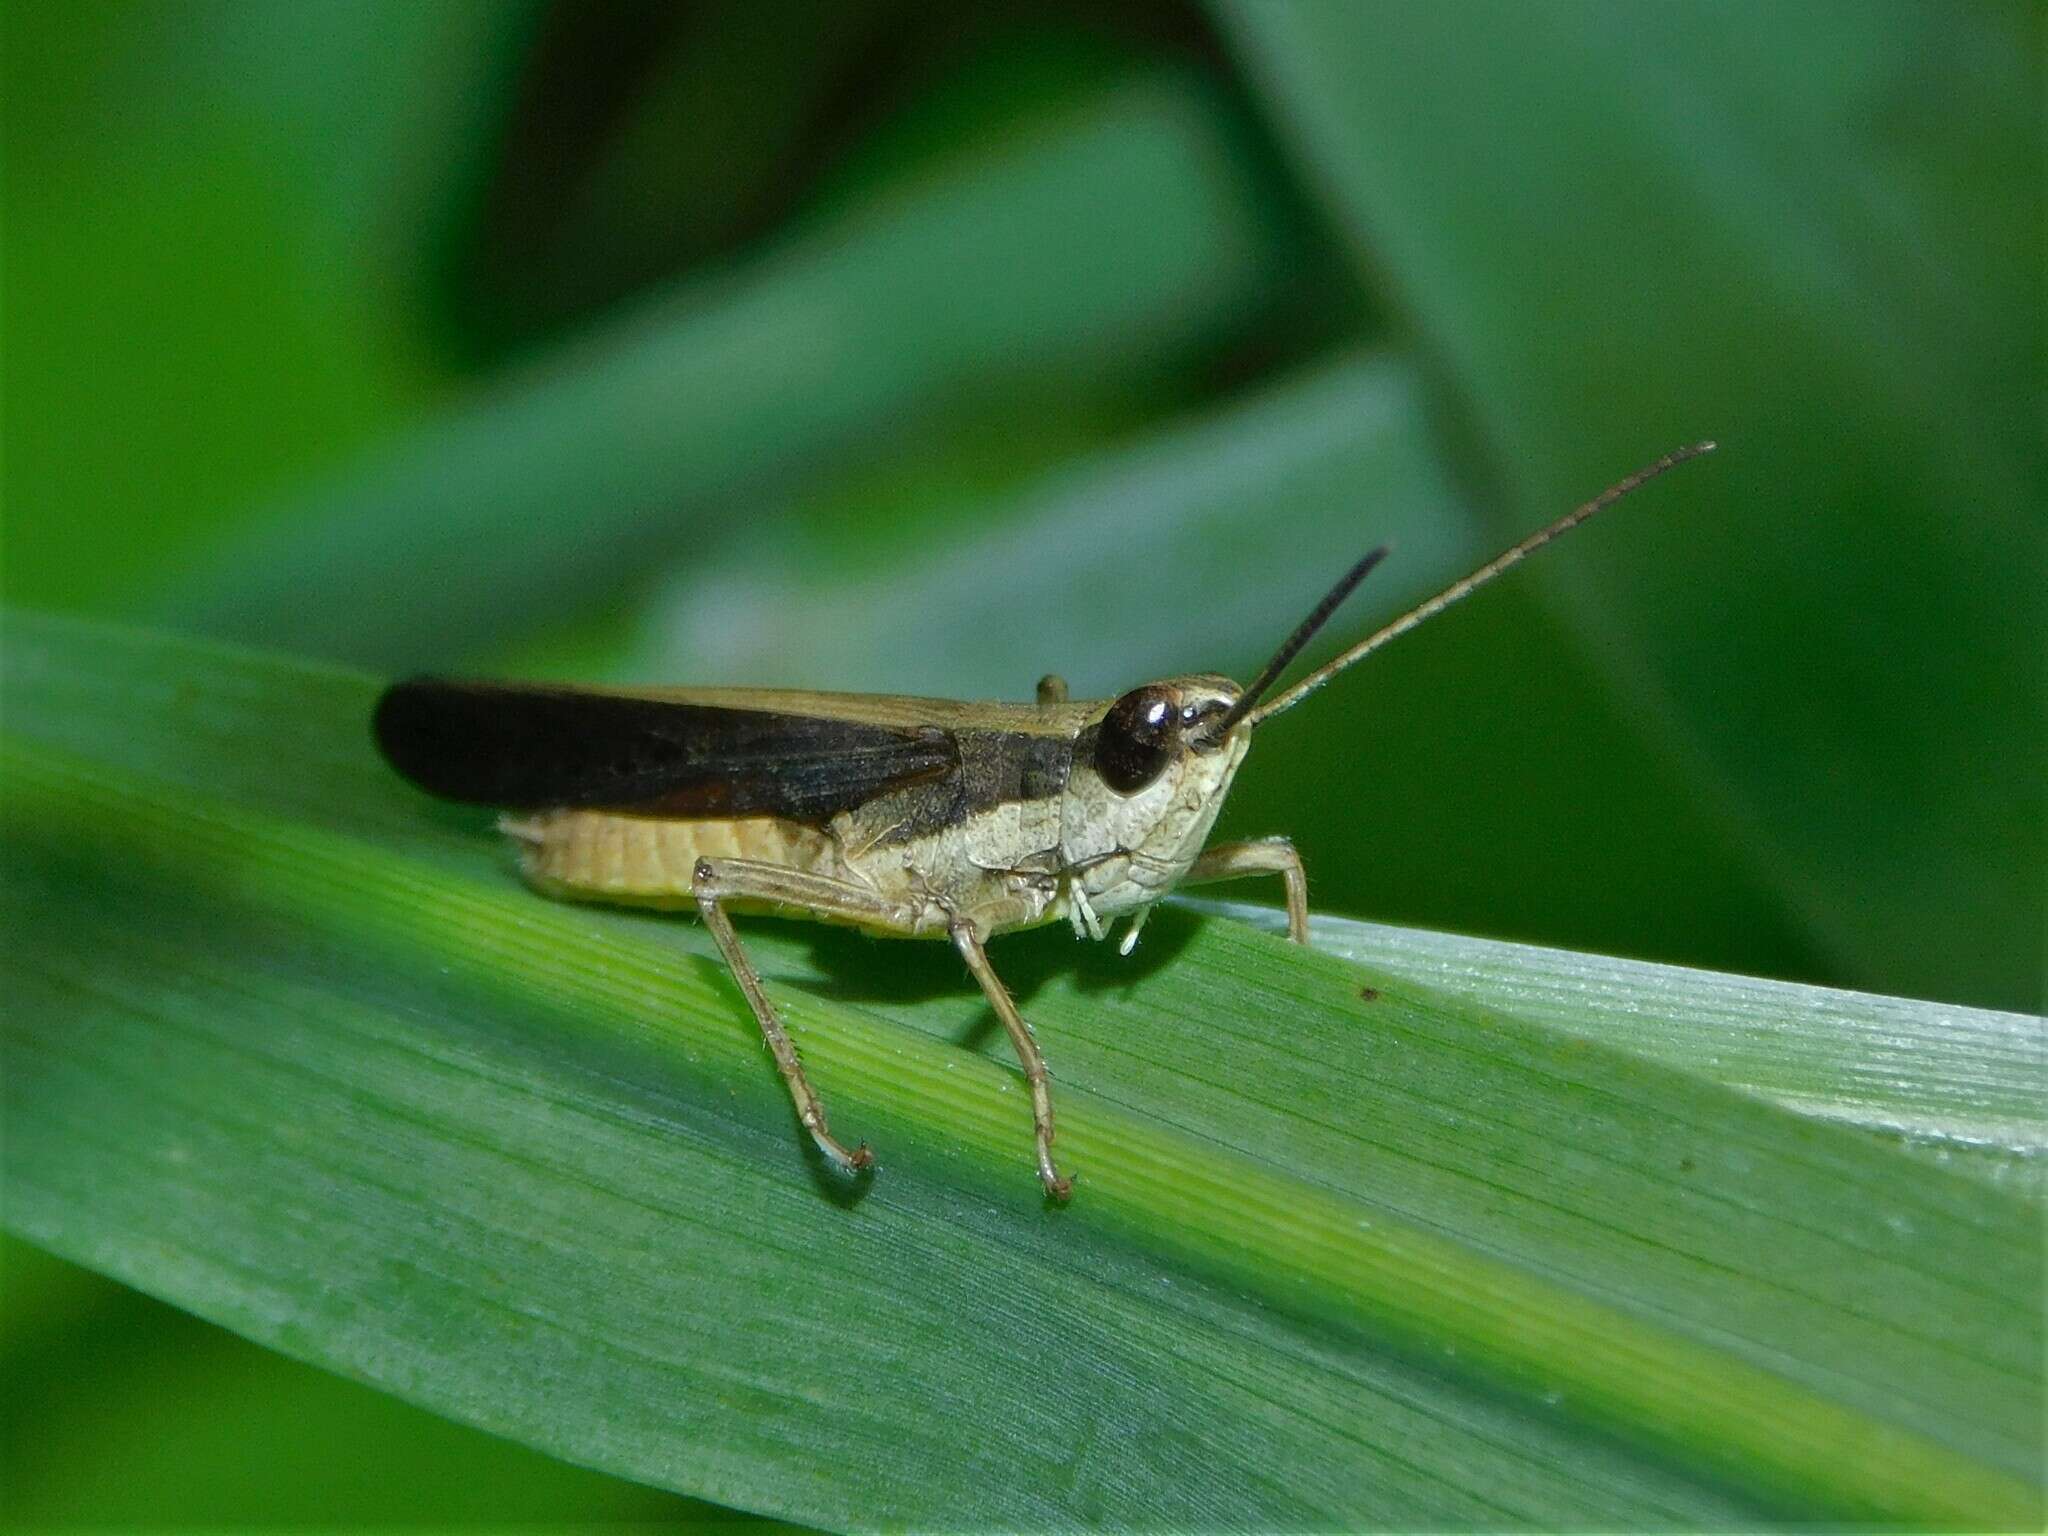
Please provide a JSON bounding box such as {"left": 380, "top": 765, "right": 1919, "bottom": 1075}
{"left": 1118, "top": 904, "right": 1154, "bottom": 956}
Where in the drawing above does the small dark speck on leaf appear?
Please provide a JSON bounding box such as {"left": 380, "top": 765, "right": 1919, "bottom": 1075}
{"left": 1679, "top": 1156, "right": 1696, "bottom": 1174}
{"left": 1357, "top": 986, "right": 1380, "bottom": 1002}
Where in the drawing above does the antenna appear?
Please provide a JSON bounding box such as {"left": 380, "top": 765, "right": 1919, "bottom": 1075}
{"left": 1242, "top": 440, "right": 1717, "bottom": 730}
{"left": 1210, "top": 545, "right": 1390, "bottom": 734}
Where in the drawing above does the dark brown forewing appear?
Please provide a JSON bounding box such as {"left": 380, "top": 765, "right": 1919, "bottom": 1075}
{"left": 373, "top": 679, "right": 958, "bottom": 823}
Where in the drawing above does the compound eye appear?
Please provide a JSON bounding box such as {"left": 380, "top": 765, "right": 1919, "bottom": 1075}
{"left": 1094, "top": 686, "right": 1179, "bottom": 794}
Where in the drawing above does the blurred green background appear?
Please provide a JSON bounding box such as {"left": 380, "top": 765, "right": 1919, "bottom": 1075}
{"left": 4, "top": 0, "right": 2040, "bottom": 1523}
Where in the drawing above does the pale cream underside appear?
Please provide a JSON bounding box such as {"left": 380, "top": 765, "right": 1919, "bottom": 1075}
{"left": 504, "top": 810, "right": 847, "bottom": 904}
{"left": 501, "top": 808, "right": 1061, "bottom": 939}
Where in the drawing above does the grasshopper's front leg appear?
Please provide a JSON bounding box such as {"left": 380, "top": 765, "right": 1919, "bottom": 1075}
{"left": 950, "top": 922, "right": 1073, "bottom": 1201}
{"left": 692, "top": 856, "right": 917, "bottom": 1177}
{"left": 1182, "top": 838, "right": 1310, "bottom": 944}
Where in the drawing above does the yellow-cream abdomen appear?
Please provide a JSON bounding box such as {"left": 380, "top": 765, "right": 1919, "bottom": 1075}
{"left": 501, "top": 810, "right": 842, "bottom": 908}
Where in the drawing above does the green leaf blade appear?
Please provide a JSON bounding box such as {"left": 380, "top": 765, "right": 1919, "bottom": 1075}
{"left": 3, "top": 610, "right": 2040, "bottom": 1528}
{"left": 1199, "top": 899, "right": 2047, "bottom": 1179}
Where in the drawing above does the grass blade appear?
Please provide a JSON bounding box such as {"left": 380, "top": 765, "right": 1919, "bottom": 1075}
{"left": 4, "top": 610, "right": 2039, "bottom": 1528}
{"left": 1197, "top": 899, "right": 2047, "bottom": 1185}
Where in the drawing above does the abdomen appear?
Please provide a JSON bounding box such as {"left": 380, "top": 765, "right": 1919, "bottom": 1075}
{"left": 501, "top": 809, "right": 841, "bottom": 909}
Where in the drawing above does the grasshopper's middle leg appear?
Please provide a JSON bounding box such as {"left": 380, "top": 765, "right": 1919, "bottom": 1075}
{"left": 950, "top": 921, "right": 1072, "bottom": 1201}
{"left": 1182, "top": 838, "right": 1310, "bottom": 944}
{"left": 692, "top": 856, "right": 914, "bottom": 1176}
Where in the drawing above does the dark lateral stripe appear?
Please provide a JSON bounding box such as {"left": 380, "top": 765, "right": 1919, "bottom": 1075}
{"left": 373, "top": 679, "right": 958, "bottom": 823}
{"left": 861, "top": 728, "right": 1076, "bottom": 844}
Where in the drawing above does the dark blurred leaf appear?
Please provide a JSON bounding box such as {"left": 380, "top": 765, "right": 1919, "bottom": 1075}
{"left": 461, "top": 1, "right": 1235, "bottom": 348}
{"left": 4, "top": 609, "right": 2040, "bottom": 1528}
{"left": 158, "top": 72, "right": 1304, "bottom": 669}
{"left": 453, "top": 0, "right": 895, "bottom": 346}
{"left": 1216, "top": 0, "right": 2046, "bottom": 1009}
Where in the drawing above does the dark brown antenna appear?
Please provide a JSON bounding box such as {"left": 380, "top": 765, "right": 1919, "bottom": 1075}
{"left": 1211, "top": 545, "right": 1391, "bottom": 734}
{"left": 1241, "top": 441, "right": 1718, "bottom": 729}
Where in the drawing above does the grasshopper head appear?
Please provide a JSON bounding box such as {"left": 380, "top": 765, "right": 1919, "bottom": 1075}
{"left": 1066, "top": 544, "right": 1393, "bottom": 878}
{"left": 1063, "top": 674, "right": 1254, "bottom": 910}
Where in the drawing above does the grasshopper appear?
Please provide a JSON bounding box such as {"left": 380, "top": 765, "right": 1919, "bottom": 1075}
{"left": 374, "top": 442, "right": 1713, "bottom": 1198}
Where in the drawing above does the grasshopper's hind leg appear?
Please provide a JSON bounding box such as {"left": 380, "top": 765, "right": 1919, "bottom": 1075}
{"left": 692, "top": 857, "right": 915, "bottom": 1177}
{"left": 950, "top": 922, "right": 1073, "bottom": 1202}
